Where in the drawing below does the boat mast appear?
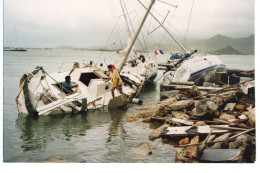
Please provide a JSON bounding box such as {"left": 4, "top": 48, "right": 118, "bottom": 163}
{"left": 137, "top": 0, "right": 187, "bottom": 52}
{"left": 118, "top": 0, "right": 155, "bottom": 72}
{"left": 119, "top": 0, "right": 131, "bottom": 34}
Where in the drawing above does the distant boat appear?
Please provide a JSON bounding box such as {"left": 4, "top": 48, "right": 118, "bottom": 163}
{"left": 4, "top": 48, "right": 27, "bottom": 51}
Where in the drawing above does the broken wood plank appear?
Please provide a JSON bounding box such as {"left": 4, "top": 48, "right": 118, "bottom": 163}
{"left": 209, "top": 125, "right": 249, "bottom": 131}
{"left": 136, "top": 97, "right": 177, "bottom": 110}
{"left": 148, "top": 124, "right": 170, "bottom": 140}
{"left": 227, "top": 68, "right": 254, "bottom": 77}
{"left": 187, "top": 136, "right": 199, "bottom": 159}
{"left": 171, "top": 118, "right": 194, "bottom": 126}
{"left": 167, "top": 100, "right": 194, "bottom": 111}
{"left": 228, "top": 128, "right": 255, "bottom": 140}
{"left": 161, "top": 125, "right": 230, "bottom": 137}
{"left": 174, "top": 128, "right": 255, "bottom": 148}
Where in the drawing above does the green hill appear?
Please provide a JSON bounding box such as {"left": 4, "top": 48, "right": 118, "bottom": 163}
{"left": 149, "top": 34, "right": 254, "bottom": 55}
{"left": 213, "top": 45, "right": 244, "bottom": 55}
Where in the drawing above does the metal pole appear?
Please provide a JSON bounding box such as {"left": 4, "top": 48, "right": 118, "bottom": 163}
{"left": 137, "top": 0, "right": 187, "bottom": 52}
{"left": 118, "top": 0, "right": 156, "bottom": 72}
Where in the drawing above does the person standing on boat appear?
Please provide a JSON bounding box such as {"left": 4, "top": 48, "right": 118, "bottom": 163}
{"left": 105, "top": 64, "right": 125, "bottom": 98}
{"left": 62, "top": 75, "right": 78, "bottom": 94}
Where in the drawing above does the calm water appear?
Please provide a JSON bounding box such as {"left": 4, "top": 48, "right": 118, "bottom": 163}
{"left": 3, "top": 50, "right": 254, "bottom": 162}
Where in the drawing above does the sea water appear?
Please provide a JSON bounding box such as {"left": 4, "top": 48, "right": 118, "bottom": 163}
{"left": 3, "top": 50, "right": 255, "bottom": 162}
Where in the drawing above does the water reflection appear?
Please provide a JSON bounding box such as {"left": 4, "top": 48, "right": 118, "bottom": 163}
{"left": 16, "top": 112, "right": 93, "bottom": 152}
{"left": 15, "top": 107, "right": 130, "bottom": 153}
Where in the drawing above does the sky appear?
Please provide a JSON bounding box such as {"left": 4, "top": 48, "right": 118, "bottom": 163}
{"left": 3, "top": 0, "right": 255, "bottom": 48}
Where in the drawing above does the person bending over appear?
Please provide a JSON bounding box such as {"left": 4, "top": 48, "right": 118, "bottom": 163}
{"left": 105, "top": 64, "right": 125, "bottom": 98}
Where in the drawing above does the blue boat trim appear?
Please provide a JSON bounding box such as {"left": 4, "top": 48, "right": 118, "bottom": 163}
{"left": 190, "top": 64, "right": 226, "bottom": 77}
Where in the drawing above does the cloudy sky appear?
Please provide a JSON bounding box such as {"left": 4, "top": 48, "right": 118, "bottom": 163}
{"left": 4, "top": 0, "right": 255, "bottom": 48}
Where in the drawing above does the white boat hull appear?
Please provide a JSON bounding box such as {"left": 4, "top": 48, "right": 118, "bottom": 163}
{"left": 163, "top": 55, "right": 226, "bottom": 83}
{"left": 16, "top": 66, "right": 141, "bottom": 116}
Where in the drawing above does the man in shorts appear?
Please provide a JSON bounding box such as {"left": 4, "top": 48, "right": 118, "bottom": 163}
{"left": 105, "top": 64, "right": 125, "bottom": 98}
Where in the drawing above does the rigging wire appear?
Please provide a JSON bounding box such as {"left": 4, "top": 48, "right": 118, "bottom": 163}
{"left": 122, "top": 0, "right": 147, "bottom": 53}
{"left": 95, "top": 12, "right": 121, "bottom": 66}
{"left": 183, "top": 0, "right": 195, "bottom": 45}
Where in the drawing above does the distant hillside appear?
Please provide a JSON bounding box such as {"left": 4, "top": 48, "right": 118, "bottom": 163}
{"left": 149, "top": 34, "right": 254, "bottom": 55}
{"left": 213, "top": 45, "right": 244, "bottom": 55}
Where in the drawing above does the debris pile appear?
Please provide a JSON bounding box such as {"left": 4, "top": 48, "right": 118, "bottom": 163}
{"left": 125, "top": 80, "right": 255, "bottom": 163}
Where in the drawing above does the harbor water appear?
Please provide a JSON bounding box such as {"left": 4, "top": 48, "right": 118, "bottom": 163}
{"left": 3, "top": 50, "right": 255, "bottom": 162}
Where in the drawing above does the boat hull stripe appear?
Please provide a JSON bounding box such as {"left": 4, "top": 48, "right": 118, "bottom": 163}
{"left": 190, "top": 64, "right": 225, "bottom": 77}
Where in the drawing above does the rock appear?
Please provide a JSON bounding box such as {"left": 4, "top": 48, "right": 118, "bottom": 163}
{"left": 136, "top": 142, "right": 152, "bottom": 155}
{"left": 42, "top": 156, "right": 72, "bottom": 163}
{"left": 148, "top": 124, "right": 170, "bottom": 140}
{"left": 219, "top": 113, "right": 236, "bottom": 121}
{"left": 168, "top": 100, "right": 194, "bottom": 111}
{"left": 171, "top": 111, "right": 190, "bottom": 120}
{"left": 195, "top": 121, "right": 206, "bottom": 126}
{"left": 108, "top": 95, "right": 127, "bottom": 108}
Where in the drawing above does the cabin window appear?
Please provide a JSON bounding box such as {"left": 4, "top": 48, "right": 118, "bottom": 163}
{"left": 53, "top": 83, "right": 68, "bottom": 94}
{"left": 79, "top": 72, "right": 100, "bottom": 86}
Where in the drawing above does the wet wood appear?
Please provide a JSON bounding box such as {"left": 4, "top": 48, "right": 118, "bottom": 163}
{"left": 148, "top": 124, "right": 170, "bottom": 140}
{"left": 136, "top": 97, "right": 177, "bottom": 110}
{"left": 171, "top": 118, "right": 194, "bottom": 126}
{"left": 168, "top": 100, "right": 194, "bottom": 111}
{"left": 227, "top": 68, "right": 254, "bottom": 77}
{"left": 209, "top": 125, "right": 248, "bottom": 131}
{"left": 161, "top": 125, "right": 230, "bottom": 137}
{"left": 228, "top": 128, "right": 255, "bottom": 140}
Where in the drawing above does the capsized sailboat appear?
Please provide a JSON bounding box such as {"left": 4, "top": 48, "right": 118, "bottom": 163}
{"left": 116, "top": 30, "right": 158, "bottom": 84}
{"left": 162, "top": 53, "right": 226, "bottom": 84}
{"left": 16, "top": 0, "right": 157, "bottom": 116}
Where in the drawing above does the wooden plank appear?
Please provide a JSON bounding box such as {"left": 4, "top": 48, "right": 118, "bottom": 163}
{"left": 93, "top": 70, "right": 109, "bottom": 79}
{"left": 161, "top": 125, "right": 229, "bottom": 137}
{"left": 171, "top": 118, "right": 194, "bottom": 126}
{"left": 227, "top": 68, "right": 254, "bottom": 77}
